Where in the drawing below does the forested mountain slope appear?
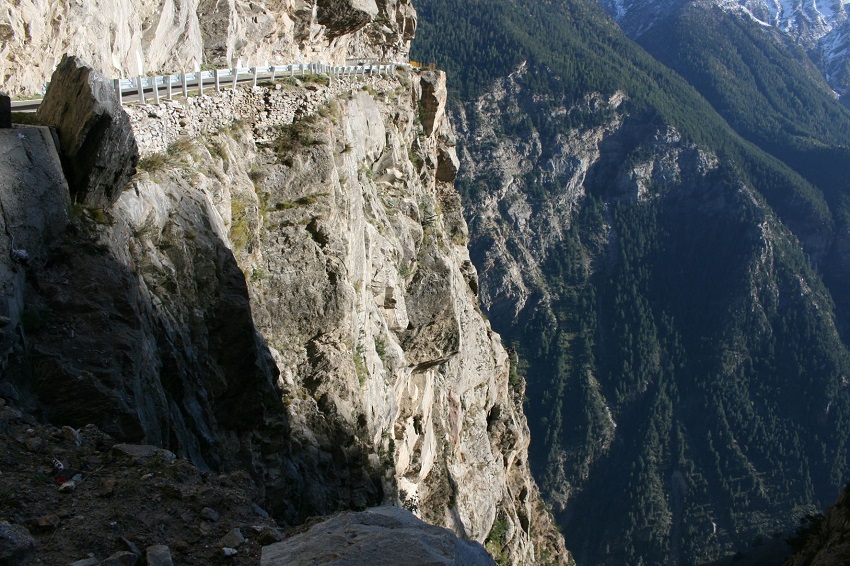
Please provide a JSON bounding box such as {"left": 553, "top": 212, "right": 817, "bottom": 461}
{"left": 413, "top": 0, "right": 850, "bottom": 563}
{"left": 597, "top": 0, "right": 850, "bottom": 103}
{"left": 636, "top": 2, "right": 850, "bottom": 340}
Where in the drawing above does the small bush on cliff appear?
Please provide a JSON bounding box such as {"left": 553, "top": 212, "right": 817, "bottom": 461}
{"left": 485, "top": 515, "right": 511, "bottom": 566}
{"left": 273, "top": 116, "right": 323, "bottom": 160}
{"left": 136, "top": 139, "right": 195, "bottom": 174}
{"left": 399, "top": 490, "right": 419, "bottom": 513}
{"left": 375, "top": 337, "right": 387, "bottom": 361}
{"left": 274, "top": 195, "right": 320, "bottom": 211}
{"left": 318, "top": 99, "right": 341, "bottom": 123}
{"left": 229, "top": 198, "right": 252, "bottom": 251}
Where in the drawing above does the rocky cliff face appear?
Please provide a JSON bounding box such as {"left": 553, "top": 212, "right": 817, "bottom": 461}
{"left": 786, "top": 485, "right": 850, "bottom": 566}
{"left": 0, "top": 0, "right": 416, "bottom": 96}
{"left": 0, "top": 7, "right": 568, "bottom": 564}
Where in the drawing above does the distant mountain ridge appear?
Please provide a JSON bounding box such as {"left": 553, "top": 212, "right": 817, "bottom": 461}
{"left": 600, "top": 0, "right": 850, "bottom": 101}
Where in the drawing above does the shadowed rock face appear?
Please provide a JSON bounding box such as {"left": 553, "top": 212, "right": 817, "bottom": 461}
{"left": 36, "top": 54, "right": 138, "bottom": 208}
{"left": 260, "top": 506, "right": 495, "bottom": 566}
{"left": 419, "top": 70, "right": 446, "bottom": 136}
{"left": 317, "top": 0, "right": 380, "bottom": 38}
{"left": 0, "top": 125, "right": 71, "bottom": 384}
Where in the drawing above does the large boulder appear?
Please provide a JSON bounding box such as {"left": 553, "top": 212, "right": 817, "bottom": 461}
{"left": 260, "top": 506, "right": 495, "bottom": 566}
{"left": 36, "top": 54, "right": 138, "bottom": 208}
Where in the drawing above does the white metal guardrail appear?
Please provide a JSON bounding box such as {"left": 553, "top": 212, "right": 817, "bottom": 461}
{"left": 13, "top": 62, "right": 402, "bottom": 110}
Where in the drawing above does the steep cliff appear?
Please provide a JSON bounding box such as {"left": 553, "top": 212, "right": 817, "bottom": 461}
{"left": 0, "top": 5, "right": 568, "bottom": 564}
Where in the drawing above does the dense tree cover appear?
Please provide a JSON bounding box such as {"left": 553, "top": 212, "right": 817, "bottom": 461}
{"left": 638, "top": 3, "right": 850, "bottom": 336}
{"left": 414, "top": 0, "right": 850, "bottom": 564}
{"left": 414, "top": 0, "right": 836, "bottom": 263}
{"left": 639, "top": 4, "right": 850, "bottom": 153}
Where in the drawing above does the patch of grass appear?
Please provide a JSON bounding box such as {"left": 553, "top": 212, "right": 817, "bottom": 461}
{"left": 229, "top": 198, "right": 252, "bottom": 251}
{"left": 354, "top": 343, "right": 368, "bottom": 386}
{"left": 274, "top": 195, "right": 320, "bottom": 210}
{"left": 137, "top": 152, "right": 168, "bottom": 172}
{"left": 302, "top": 73, "right": 330, "bottom": 87}
{"left": 378, "top": 431, "right": 396, "bottom": 470}
{"left": 408, "top": 147, "right": 425, "bottom": 171}
{"left": 273, "top": 116, "right": 323, "bottom": 160}
{"left": 318, "top": 99, "right": 341, "bottom": 123}
{"left": 206, "top": 139, "right": 225, "bottom": 160}
{"left": 375, "top": 337, "right": 387, "bottom": 361}
{"left": 137, "top": 138, "right": 195, "bottom": 173}
{"left": 250, "top": 267, "right": 267, "bottom": 282}
{"left": 359, "top": 164, "right": 376, "bottom": 180}
{"left": 227, "top": 118, "right": 248, "bottom": 134}
{"left": 485, "top": 515, "right": 511, "bottom": 566}
{"left": 396, "top": 68, "right": 411, "bottom": 88}
{"left": 69, "top": 203, "right": 112, "bottom": 227}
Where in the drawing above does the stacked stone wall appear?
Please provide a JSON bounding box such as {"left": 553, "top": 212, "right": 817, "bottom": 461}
{"left": 125, "top": 75, "right": 403, "bottom": 157}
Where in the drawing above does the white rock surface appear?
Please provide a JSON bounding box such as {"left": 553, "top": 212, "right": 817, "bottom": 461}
{"left": 0, "top": 0, "right": 416, "bottom": 96}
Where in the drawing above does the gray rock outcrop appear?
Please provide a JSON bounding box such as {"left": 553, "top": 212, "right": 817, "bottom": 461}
{"left": 260, "top": 506, "right": 494, "bottom": 566}
{"left": 36, "top": 54, "right": 138, "bottom": 207}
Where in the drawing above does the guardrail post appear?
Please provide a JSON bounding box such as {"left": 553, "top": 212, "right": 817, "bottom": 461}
{"left": 198, "top": 71, "right": 204, "bottom": 96}
{"left": 166, "top": 75, "right": 173, "bottom": 99}
{"left": 232, "top": 67, "right": 238, "bottom": 90}
{"left": 0, "top": 92, "right": 10, "bottom": 128}
{"left": 153, "top": 76, "right": 160, "bottom": 104}
{"left": 181, "top": 73, "right": 188, "bottom": 97}
{"left": 113, "top": 79, "right": 123, "bottom": 105}
{"left": 252, "top": 66, "right": 258, "bottom": 87}
{"left": 214, "top": 69, "right": 220, "bottom": 92}
{"left": 270, "top": 66, "right": 276, "bottom": 82}
{"left": 137, "top": 76, "right": 146, "bottom": 104}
